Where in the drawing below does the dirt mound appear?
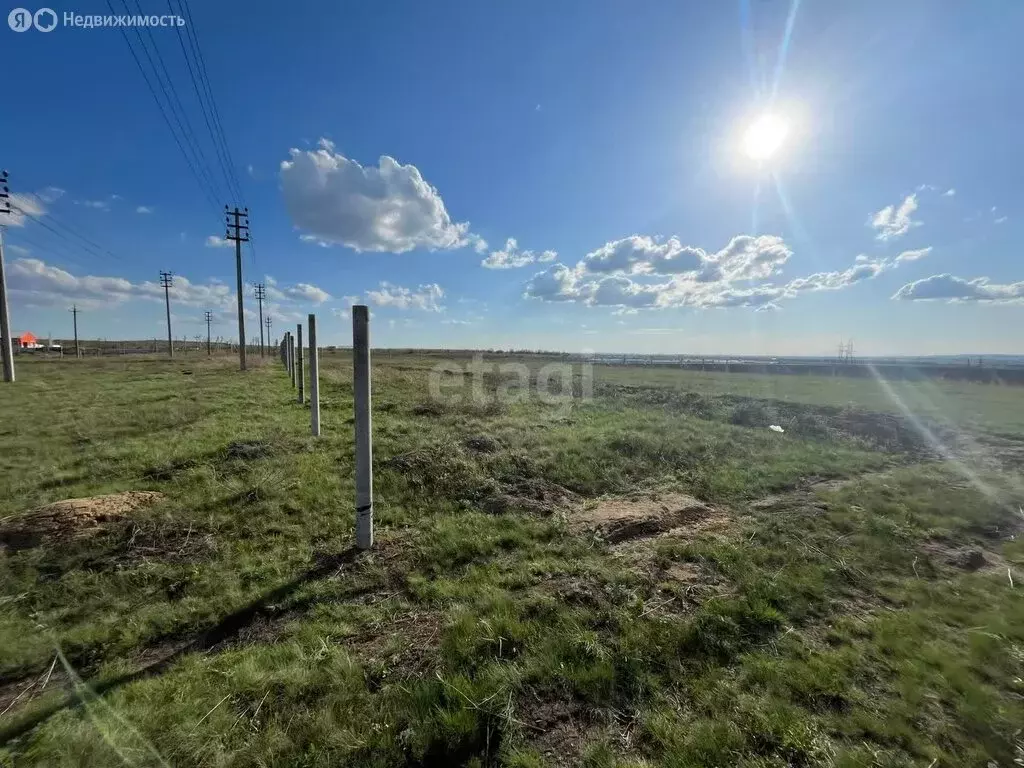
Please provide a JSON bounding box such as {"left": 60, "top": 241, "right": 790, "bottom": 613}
{"left": 463, "top": 434, "right": 501, "bottom": 454}
{"left": 224, "top": 440, "right": 271, "bottom": 461}
{"left": 920, "top": 538, "right": 1008, "bottom": 574}
{"left": 0, "top": 491, "right": 165, "bottom": 551}
{"left": 573, "top": 493, "right": 724, "bottom": 543}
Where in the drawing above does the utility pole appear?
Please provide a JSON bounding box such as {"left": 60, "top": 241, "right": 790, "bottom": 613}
{"left": 0, "top": 170, "right": 15, "bottom": 382}
{"left": 224, "top": 206, "right": 249, "bottom": 371}
{"left": 255, "top": 283, "right": 266, "bottom": 358}
{"left": 204, "top": 310, "right": 213, "bottom": 356}
{"left": 70, "top": 305, "right": 80, "bottom": 359}
{"left": 265, "top": 316, "right": 272, "bottom": 356}
{"left": 160, "top": 271, "right": 174, "bottom": 358}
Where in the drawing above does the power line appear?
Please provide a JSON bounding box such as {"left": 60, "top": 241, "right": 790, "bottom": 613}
{"left": 167, "top": 0, "right": 239, "bottom": 205}
{"left": 177, "top": 0, "right": 244, "bottom": 205}
{"left": 173, "top": 0, "right": 257, "bottom": 269}
{"left": 105, "top": 0, "right": 221, "bottom": 217}
{"left": 9, "top": 204, "right": 124, "bottom": 267}
{"left": 124, "top": 0, "right": 227, "bottom": 204}
{"left": 13, "top": 192, "right": 130, "bottom": 266}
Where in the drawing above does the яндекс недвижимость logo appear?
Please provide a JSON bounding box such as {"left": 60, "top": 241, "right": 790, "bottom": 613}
{"left": 8, "top": 7, "right": 57, "bottom": 31}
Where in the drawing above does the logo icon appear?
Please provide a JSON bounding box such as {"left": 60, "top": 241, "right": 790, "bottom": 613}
{"left": 33, "top": 7, "right": 56, "bottom": 31}
{"left": 8, "top": 7, "right": 32, "bottom": 31}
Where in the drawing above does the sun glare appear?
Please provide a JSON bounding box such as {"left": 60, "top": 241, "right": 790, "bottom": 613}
{"left": 743, "top": 113, "right": 788, "bottom": 161}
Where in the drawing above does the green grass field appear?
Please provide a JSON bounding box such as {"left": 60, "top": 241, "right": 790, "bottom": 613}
{"left": 1, "top": 353, "right": 1022, "bottom": 767}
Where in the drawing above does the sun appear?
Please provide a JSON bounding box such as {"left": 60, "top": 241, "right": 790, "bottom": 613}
{"left": 742, "top": 113, "right": 788, "bottom": 161}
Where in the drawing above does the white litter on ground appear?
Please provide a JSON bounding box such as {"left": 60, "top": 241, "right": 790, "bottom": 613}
{"left": 769, "top": 425, "right": 785, "bottom": 433}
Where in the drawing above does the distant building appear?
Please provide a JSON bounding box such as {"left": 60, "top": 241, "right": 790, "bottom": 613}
{"left": 10, "top": 332, "right": 44, "bottom": 351}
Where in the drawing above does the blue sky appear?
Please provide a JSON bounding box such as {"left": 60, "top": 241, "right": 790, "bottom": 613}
{"left": 3, "top": 0, "right": 1022, "bottom": 355}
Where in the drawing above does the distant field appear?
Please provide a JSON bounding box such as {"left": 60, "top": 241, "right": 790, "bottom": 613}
{"left": 1, "top": 353, "right": 1022, "bottom": 766}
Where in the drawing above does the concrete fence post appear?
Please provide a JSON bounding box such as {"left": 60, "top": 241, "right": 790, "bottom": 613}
{"left": 353, "top": 305, "right": 373, "bottom": 550}
{"left": 297, "top": 324, "right": 305, "bottom": 404}
{"left": 308, "top": 314, "right": 320, "bottom": 436}
{"left": 289, "top": 334, "right": 296, "bottom": 388}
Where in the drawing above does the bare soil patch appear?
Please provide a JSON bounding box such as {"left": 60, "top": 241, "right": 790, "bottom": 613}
{"left": 919, "top": 538, "right": 1012, "bottom": 576}
{"left": 573, "top": 493, "right": 727, "bottom": 544}
{"left": 0, "top": 491, "right": 165, "bottom": 551}
{"left": 344, "top": 609, "right": 442, "bottom": 684}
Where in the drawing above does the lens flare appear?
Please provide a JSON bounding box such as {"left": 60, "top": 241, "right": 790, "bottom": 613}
{"left": 743, "top": 114, "right": 788, "bottom": 161}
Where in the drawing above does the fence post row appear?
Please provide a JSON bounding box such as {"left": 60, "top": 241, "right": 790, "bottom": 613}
{"left": 296, "top": 323, "right": 304, "bottom": 404}
{"left": 308, "top": 314, "right": 320, "bottom": 437}
{"left": 353, "top": 305, "right": 373, "bottom": 550}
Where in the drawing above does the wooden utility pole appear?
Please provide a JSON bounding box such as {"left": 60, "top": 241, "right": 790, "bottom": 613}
{"left": 70, "top": 305, "right": 80, "bottom": 359}
{"left": 255, "top": 283, "right": 266, "bottom": 358}
{"left": 265, "top": 316, "right": 272, "bottom": 358}
{"left": 224, "top": 206, "right": 249, "bottom": 371}
{"left": 353, "top": 305, "right": 373, "bottom": 549}
{"left": 204, "top": 311, "right": 213, "bottom": 355}
{"left": 159, "top": 271, "right": 174, "bottom": 358}
{"left": 0, "top": 171, "right": 15, "bottom": 382}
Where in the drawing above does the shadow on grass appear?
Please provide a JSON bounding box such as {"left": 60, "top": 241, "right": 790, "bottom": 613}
{"left": 0, "top": 546, "right": 362, "bottom": 745}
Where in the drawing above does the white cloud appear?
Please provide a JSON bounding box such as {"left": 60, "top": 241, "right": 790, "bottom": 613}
{"left": 136, "top": 205, "right": 153, "bottom": 214}
{"left": 579, "top": 234, "right": 791, "bottom": 281}
{"left": 442, "top": 318, "right": 473, "bottom": 326}
{"left": 6, "top": 258, "right": 331, "bottom": 321}
{"left": 995, "top": 216, "right": 1008, "bottom": 224}
{"left": 869, "top": 194, "right": 920, "bottom": 240}
{"left": 206, "top": 235, "right": 232, "bottom": 248}
{"left": 365, "top": 282, "right": 444, "bottom": 311}
{"left": 892, "top": 274, "right": 1024, "bottom": 304}
{"left": 4, "top": 193, "right": 46, "bottom": 227}
{"left": 35, "top": 187, "right": 65, "bottom": 204}
{"left": 280, "top": 139, "right": 475, "bottom": 253}
{"left": 943, "top": 188, "right": 956, "bottom": 197}
{"left": 523, "top": 264, "right": 583, "bottom": 303}
{"left": 6, "top": 258, "right": 137, "bottom": 308}
{"left": 481, "top": 238, "right": 557, "bottom": 269}
{"left": 524, "top": 229, "right": 902, "bottom": 312}
{"left": 581, "top": 236, "right": 704, "bottom": 275}
{"left": 895, "top": 247, "right": 933, "bottom": 263}
{"left": 783, "top": 260, "right": 887, "bottom": 294}
{"left": 76, "top": 199, "right": 111, "bottom": 211}
{"left": 284, "top": 283, "right": 331, "bottom": 304}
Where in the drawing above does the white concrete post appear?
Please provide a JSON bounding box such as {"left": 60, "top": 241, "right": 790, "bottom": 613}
{"left": 296, "top": 323, "right": 304, "bottom": 404}
{"left": 353, "top": 305, "right": 373, "bottom": 549}
{"left": 289, "top": 334, "right": 296, "bottom": 388}
{"left": 308, "top": 314, "right": 320, "bottom": 436}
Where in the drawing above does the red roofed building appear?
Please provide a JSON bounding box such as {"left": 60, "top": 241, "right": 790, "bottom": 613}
{"left": 17, "top": 332, "right": 42, "bottom": 350}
